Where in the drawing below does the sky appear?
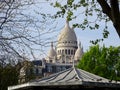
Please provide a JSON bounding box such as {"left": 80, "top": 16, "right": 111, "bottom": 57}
{"left": 26, "top": 0, "right": 120, "bottom": 59}
{"left": 46, "top": 19, "right": 120, "bottom": 50}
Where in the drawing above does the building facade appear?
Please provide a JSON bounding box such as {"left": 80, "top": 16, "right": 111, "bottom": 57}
{"left": 46, "top": 20, "right": 84, "bottom": 64}
{"left": 19, "top": 20, "right": 84, "bottom": 83}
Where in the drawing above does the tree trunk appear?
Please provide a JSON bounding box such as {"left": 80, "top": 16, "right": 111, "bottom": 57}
{"left": 97, "top": 0, "right": 120, "bottom": 38}
{"left": 110, "top": 0, "right": 120, "bottom": 38}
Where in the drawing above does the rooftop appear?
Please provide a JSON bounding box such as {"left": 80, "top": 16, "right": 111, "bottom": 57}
{"left": 8, "top": 67, "right": 120, "bottom": 90}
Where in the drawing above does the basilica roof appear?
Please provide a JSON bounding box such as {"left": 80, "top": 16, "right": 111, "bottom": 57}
{"left": 57, "top": 20, "right": 77, "bottom": 43}
{"left": 74, "top": 41, "right": 83, "bottom": 60}
{"left": 47, "top": 42, "right": 56, "bottom": 58}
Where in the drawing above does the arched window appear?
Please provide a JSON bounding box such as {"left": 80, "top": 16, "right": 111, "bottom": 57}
{"left": 68, "top": 49, "right": 70, "bottom": 55}
{"left": 71, "top": 50, "right": 73, "bottom": 55}
{"left": 62, "top": 49, "right": 64, "bottom": 54}
{"left": 74, "top": 41, "right": 77, "bottom": 44}
{"left": 60, "top": 50, "right": 61, "bottom": 54}
{"left": 65, "top": 49, "right": 67, "bottom": 54}
{"left": 50, "top": 60, "right": 52, "bottom": 63}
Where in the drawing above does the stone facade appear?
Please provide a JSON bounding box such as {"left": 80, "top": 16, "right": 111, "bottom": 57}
{"left": 46, "top": 20, "right": 84, "bottom": 64}
{"left": 19, "top": 20, "right": 84, "bottom": 83}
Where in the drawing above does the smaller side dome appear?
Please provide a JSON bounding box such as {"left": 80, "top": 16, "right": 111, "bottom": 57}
{"left": 47, "top": 42, "right": 57, "bottom": 62}
{"left": 74, "top": 41, "right": 83, "bottom": 61}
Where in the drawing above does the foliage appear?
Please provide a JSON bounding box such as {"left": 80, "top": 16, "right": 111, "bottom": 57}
{"left": 0, "top": 60, "right": 36, "bottom": 90}
{"left": 25, "top": 67, "right": 36, "bottom": 82}
{"left": 48, "top": 0, "right": 120, "bottom": 43}
{"left": 22, "top": 61, "right": 36, "bottom": 83}
{"left": 18, "top": 60, "right": 40, "bottom": 84}
{"left": 77, "top": 45, "right": 120, "bottom": 81}
{"left": 0, "top": 64, "right": 19, "bottom": 90}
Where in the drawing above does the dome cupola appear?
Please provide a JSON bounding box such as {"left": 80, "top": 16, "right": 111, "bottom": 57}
{"left": 57, "top": 20, "right": 77, "bottom": 48}
{"left": 47, "top": 42, "right": 57, "bottom": 63}
{"left": 74, "top": 40, "right": 83, "bottom": 61}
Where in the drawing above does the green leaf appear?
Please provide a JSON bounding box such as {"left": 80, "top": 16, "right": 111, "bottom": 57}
{"left": 83, "top": 19, "right": 88, "bottom": 25}
{"left": 80, "top": 0, "right": 85, "bottom": 4}
{"left": 88, "top": 13, "right": 93, "bottom": 16}
{"left": 103, "top": 29, "right": 109, "bottom": 38}
{"left": 67, "top": 0, "right": 74, "bottom": 6}
{"left": 95, "top": 24, "right": 99, "bottom": 29}
{"left": 54, "top": 1, "right": 61, "bottom": 7}
{"left": 77, "top": 45, "right": 120, "bottom": 81}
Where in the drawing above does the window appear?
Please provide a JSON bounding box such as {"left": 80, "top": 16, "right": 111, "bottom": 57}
{"left": 57, "top": 67, "right": 61, "bottom": 72}
{"left": 60, "top": 50, "right": 61, "bottom": 54}
{"left": 68, "top": 49, "right": 70, "bottom": 55}
{"left": 62, "top": 49, "right": 64, "bottom": 54}
{"left": 71, "top": 50, "right": 73, "bottom": 54}
{"left": 62, "top": 67, "right": 66, "bottom": 70}
{"left": 65, "top": 49, "right": 67, "bottom": 54}
{"left": 74, "top": 41, "right": 77, "bottom": 44}
{"left": 48, "top": 66, "right": 52, "bottom": 72}
{"left": 76, "top": 41, "right": 77, "bottom": 44}
{"left": 50, "top": 60, "right": 52, "bottom": 63}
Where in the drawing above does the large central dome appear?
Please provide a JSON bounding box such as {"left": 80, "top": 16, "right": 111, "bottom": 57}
{"left": 46, "top": 20, "right": 83, "bottom": 64}
{"left": 56, "top": 20, "right": 78, "bottom": 63}
{"left": 57, "top": 20, "right": 77, "bottom": 48}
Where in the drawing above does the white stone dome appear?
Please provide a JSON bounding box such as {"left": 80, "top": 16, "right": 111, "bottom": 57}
{"left": 48, "top": 48, "right": 56, "bottom": 58}
{"left": 57, "top": 20, "right": 77, "bottom": 48}
{"left": 47, "top": 42, "right": 57, "bottom": 59}
{"left": 74, "top": 41, "right": 83, "bottom": 61}
{"left": 74, "top": 48, "right": 82, "bottom": 60}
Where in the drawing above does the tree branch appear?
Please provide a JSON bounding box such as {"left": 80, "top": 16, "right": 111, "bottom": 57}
{"left": 97, "top": 0, "right": 120, "bottom": 37}
{"left": 0, "top": 36, "right": 24, "bottom": 40}
{"left": 97, "top": 0, "right": 113, "bottom": 21}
